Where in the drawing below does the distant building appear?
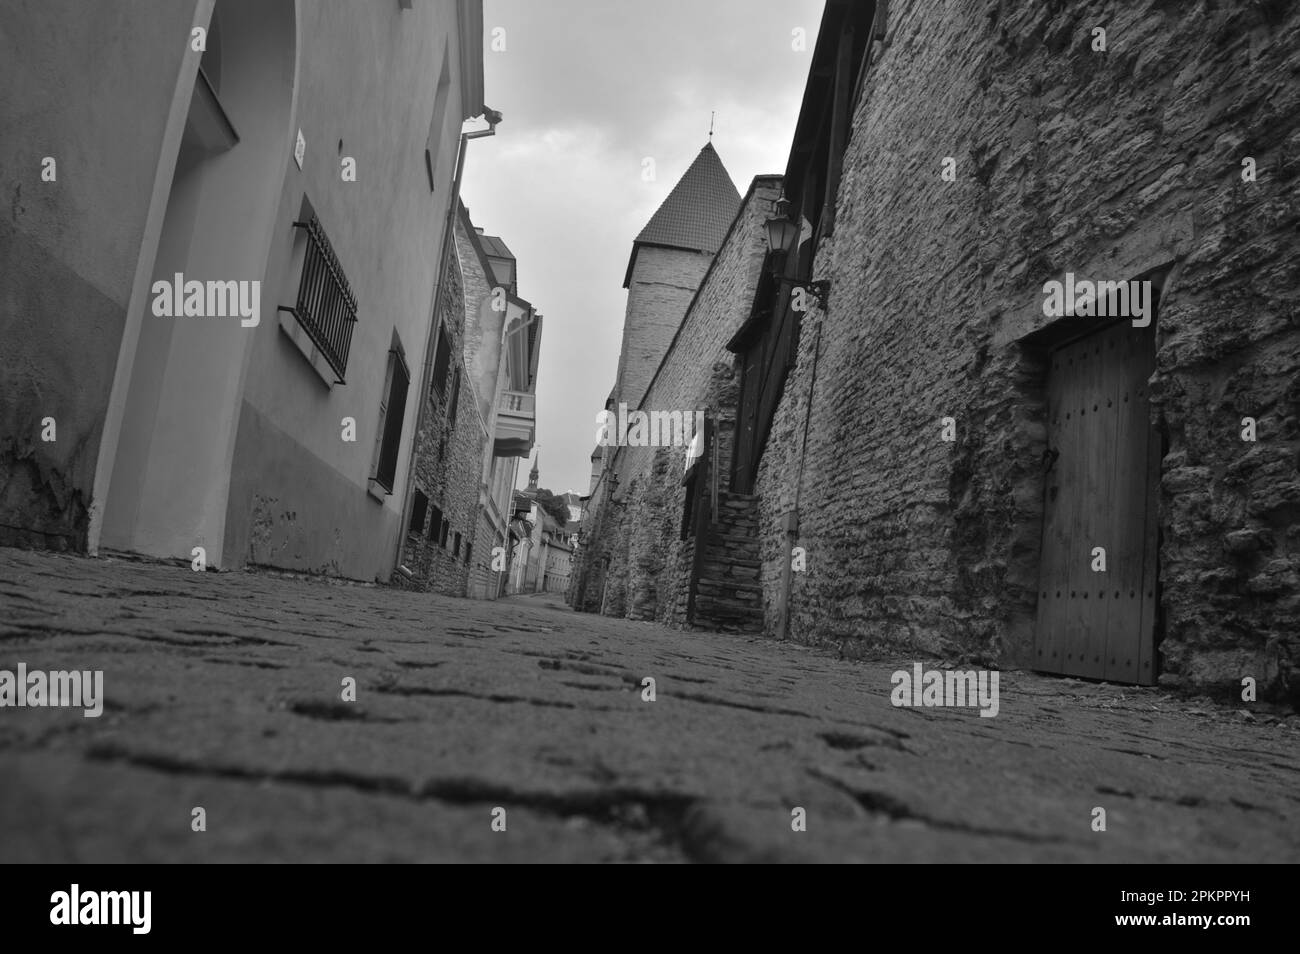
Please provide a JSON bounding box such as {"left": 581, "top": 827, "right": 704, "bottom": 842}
{"left": 613, "top": 143, "right": 741, "bottom": 412}
{"left": 397, "top": 202, "right": 499, "bottom": 595}
{"left": 570, "top": 142, "right": 742, "bottom": 616}
{"left": 0, "top": 0, "right": 487, "bottom": 584}
{"left": 507, "top": 456, "right": 575, "bottom": 595}
{"left": 570, "top": 170, "right": 779, "bottom": 627}
{"left": 442, "top": 213, "right": 543, "bottom": 599}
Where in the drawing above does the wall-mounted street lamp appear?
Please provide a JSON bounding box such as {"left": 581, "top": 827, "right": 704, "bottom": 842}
{"left": 764, "top": 195, "right": 829, "bottom": 308}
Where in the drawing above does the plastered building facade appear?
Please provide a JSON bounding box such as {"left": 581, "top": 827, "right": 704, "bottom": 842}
{"left": 1, "top": 0, "right": 486, "bottom": 583}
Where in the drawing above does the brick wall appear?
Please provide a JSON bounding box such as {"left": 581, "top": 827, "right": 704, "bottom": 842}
{"left": 753, "top": 0, "right": 1300, "bottom": 702}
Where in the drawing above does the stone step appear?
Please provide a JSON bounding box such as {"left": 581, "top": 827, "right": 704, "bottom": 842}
{"left": 711, "top": 529, "right": 758, "bottom": 542}
{"left": 696, "top": 575, "right": 762, "bottom": 592}
{"left": 693, "top": 598, "right": 764, "bottom": 624}
{"left": 704, "top": 550, "right": 760, "bottom": 566}
{"left": 698, "top": 560, "right": 761, "bottom": 578}
{"left": 695, "top": 584, "right": 762, "bottom": 604}
{"left": 708, "top": 530, "right": 760, "bottom": 544}
{"left": 704, "top": 538, "right": 759, "bottom": 553}
{"left": 705, "top": 541, "right": 760, "bottom": 557}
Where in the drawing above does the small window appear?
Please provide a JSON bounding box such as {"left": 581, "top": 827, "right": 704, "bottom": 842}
{"left": 439, "top": 520, "right": 450, "bottom": 548}
{"left": 410, "top": 489, "right": 428, "bottom": 534}
{"left": 431, "top": 324, "right": 451, "bottom": 399}
{"left": 428, "top": 505, "right": 443, "bottom": 541}
{"left": 371, "top": 342, "right": 410, "bottom": 493}
{"left": 280, "top": 212, "right": 358, "bottom": 386}
{"left": 448, "top": 366, "right": 461, "bottom": 426}
{"left": 453, "top": 532, "right": 462, "bottom": 557}
{"left": 464, "top": 544, "right": 472, "bottom": 566}
{"left": 425, "top": 47, "right": 451, "bottom": 192}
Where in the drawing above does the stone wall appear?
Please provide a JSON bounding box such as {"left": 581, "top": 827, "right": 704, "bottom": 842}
{"left": 398, "top": 214, "right": 491, "bottom": 596}
{"left": 753, "top": 0, "right": 1300, "bottom": 702}
{"left": 611, "top": 247, "right": 714, "bottom": 410}
{"left": 575, "top": 177, "right": 781, "bottom": 625}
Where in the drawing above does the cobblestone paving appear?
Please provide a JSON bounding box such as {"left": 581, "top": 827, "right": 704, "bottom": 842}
{"left": 0, "top": 547, "right": 1297, "bottom": 862}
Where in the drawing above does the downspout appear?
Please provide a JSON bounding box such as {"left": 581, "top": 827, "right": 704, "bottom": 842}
{"left": 777, "top": 298, "right": 827, "bottom": 641}
{"left": 393, "top": 112, "right": 500, "bottom": 577}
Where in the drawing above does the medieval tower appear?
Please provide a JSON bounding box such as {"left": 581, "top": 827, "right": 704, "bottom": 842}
{"left": 611, "top": 142, "right": 741, "bottom": 412}
{"left": 577, "top": 142, "right": 742, "bottom": 617}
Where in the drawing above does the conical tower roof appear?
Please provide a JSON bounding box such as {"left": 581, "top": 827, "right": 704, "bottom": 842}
{"left": 623, "top": 142, "right": 741, "bottom": 287}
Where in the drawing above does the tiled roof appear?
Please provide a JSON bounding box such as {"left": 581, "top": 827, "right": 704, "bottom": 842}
{"left": 624, "top": 142, "right": 741, "bottom": 287}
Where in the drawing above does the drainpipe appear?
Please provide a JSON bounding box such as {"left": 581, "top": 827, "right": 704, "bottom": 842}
{"left": 393, "top": 109, "right": 502, "bottom": 578}
{"left": 776, "top": 300, "right": 828, "bottom": 641}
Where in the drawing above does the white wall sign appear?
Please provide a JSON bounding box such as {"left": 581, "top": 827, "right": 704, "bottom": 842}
{"left": 294, "top": 129, "right": 306, "bottom": 169}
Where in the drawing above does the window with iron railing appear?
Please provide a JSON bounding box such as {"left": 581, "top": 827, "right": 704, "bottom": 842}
{"left": 280, "top": 215, "right": 358, "bottom": 384}
{"left": 499, "top": 391, "right": 534, "bottom": 413}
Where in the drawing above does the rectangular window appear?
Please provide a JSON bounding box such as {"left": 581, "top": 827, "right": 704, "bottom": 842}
{"left": 464, "top": 544, "right": 472, "bottom": 566}
{"left": 424, "top": 49, "right": 451, "bottom": 192}
{"left": 431, "top": 324, "right": 452, "bottom": 399}
{"left": 439, "top": 520, "right": 450, "bottom": 548}
{"left": 453, "top": 532, "right": 462, "bottom": 558}
{"left": 371, "top": 343, "right": 410, "bottom": 494}
{"left": 428, "top": 505, "right": 443, "bottom": 541}
{"left": 410, "top": 489, "right": 428, "bottom": 534}
{"left": 448, "top": 366, "right": 461, "bottom": 425}
{"left": 280, "top": 215, "right": 358, "bottom": 384}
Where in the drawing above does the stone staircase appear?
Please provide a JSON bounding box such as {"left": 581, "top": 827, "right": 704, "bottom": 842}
{"left": 690, "top": 491, "right": 764, "bottom": 634}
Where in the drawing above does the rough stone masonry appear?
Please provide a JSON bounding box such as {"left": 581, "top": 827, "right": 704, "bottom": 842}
{"left": 577, "top": 0, "right": 1300, "bottom": 709}
{"left": 759, "top": 0, "right": 1300, "bottom": 702}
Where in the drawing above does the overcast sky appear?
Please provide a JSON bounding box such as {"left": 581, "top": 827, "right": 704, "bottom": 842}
{"left": 461, "top": 0, "right": 826, "bottom": 497}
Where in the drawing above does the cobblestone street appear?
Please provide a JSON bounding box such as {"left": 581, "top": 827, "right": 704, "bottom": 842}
{"left": 0, "top": 547, "right": 1296, "bottom": 863}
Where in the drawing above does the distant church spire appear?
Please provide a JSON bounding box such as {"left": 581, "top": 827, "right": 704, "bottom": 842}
{"left": 528, "top": 453, "right": 539, "bottom": 492}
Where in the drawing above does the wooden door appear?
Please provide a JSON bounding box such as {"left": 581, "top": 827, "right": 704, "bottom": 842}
{"left": 1036, "top": 319, "right": 1159, "bottom": 685}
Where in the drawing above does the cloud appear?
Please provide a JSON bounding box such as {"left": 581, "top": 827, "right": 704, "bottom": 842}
{"left": 462, "top": 0, "right": 824, "bottom": 495}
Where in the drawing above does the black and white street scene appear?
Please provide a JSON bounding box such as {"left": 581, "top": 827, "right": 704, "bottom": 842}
{"left": 2, "top": 0, "right": 1299, "bottom": 871}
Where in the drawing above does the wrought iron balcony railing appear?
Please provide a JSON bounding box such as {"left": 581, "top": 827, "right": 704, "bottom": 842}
{"left": 498, "top": 390, "right": 535, "bottom": 417}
